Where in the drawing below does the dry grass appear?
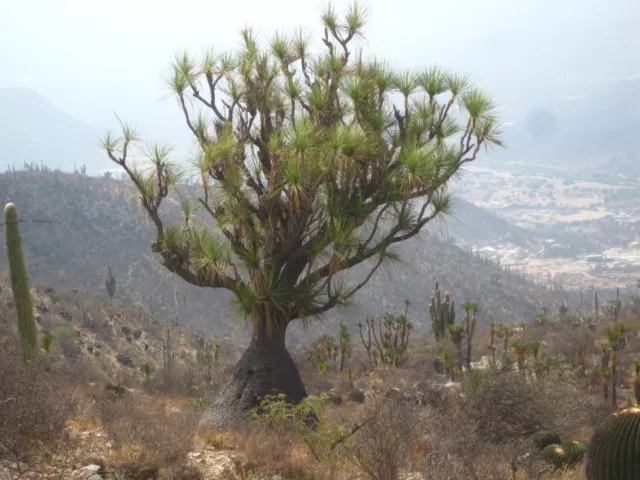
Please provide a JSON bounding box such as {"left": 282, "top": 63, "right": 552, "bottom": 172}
{"left": 94, "top": 391, "right": 200, "bottom": 476}
{"left": 0, "top": 315, "right": 75, "bottom": 473}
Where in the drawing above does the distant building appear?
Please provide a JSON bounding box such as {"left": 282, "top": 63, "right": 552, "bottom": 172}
{"left": 585, "top": 254, "right": 610, "bottom": 263}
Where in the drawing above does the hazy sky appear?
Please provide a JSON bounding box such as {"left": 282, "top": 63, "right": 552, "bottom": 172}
{"left": 1, "top": 0, "right": 638, "bottom": 151}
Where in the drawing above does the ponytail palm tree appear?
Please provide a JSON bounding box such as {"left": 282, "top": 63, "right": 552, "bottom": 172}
{"left": 101, "top": 3, "right": 502, "bottom": 429}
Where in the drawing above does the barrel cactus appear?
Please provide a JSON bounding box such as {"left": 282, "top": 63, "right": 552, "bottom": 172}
{"left": 542, "top": 444, "right": 568, "bottom": 469}
{"left": 542, "top": 441, "right": 586, "bottom": 470}
{"left": 561, "top": 440, "right": 587, "bottom": 466}
{"left": 530, "top": 430, "right": 562, "bottom": 451}
{"left": 587, "top": 406, "right": 640, "bottom": 479}
{"left": 4, "top": 203, "right": 37, "bottom": 362}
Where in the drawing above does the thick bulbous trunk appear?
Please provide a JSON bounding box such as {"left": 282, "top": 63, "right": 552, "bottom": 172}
{"left": 200, "top": 321, "right": 307, "bottom": 432}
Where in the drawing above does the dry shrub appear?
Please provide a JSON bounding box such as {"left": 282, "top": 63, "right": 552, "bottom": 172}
{"left": 0, "top": 318, "right": 75, "bottom": 470}
{"left": 96, "top": 392, "right": 199, "bottom": 473}
{"left": 145, "top": 363, "right": 230, "bottom": 400}
{"left": 348, "top": 396, "right": 422, "bottom": 480}
{"left": 418, "top": 369, "right": 594, "bottom": 480}
{"left": 239, "top": 394, "right": 348, "bottom": 480}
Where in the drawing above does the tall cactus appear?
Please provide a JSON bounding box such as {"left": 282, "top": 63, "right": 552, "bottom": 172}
{"left": 162, "top": 328, "right": 174, "bottom": 374}
{"left": 4, "top": 203, "right": 37, "bottom": 362}
{"left": 463, "top": 302, "right": 479, "bottom": 370}
{"left": 586, "top": 406, "right": 640, "bottom": 479}
{"left": 429, "top": 280, "right": 455, "bottom": 341}
{"left": 105, "top": 266, "right": 116, "bottom": 299}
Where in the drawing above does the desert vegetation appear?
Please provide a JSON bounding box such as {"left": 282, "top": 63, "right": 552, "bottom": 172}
{"left": 3, "top": 3, "right": 640, "bottom": 480}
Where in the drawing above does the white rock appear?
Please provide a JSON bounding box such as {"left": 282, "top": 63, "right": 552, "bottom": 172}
{"left": 71, "top": 464, "right": 103, "bottom": 480}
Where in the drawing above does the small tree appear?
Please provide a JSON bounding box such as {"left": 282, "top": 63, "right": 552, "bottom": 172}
{"left": 100, "top": 3, "right": 501, "bottom": 429}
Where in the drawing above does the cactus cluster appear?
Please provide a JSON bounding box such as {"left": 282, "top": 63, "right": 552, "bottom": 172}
{"left": 4, "top": 203, "right": 37, "bottom": 363}
{"left": 541, "top": 441, "right": 586, "bottom": 469}
{"left": 312, "top": 333, "right": 337, "bottom": 374}
{"left": 530, "top": 430, "right": 561, "bottom": 451}
{"left": 586, "top": 406, "right": 640, "bottom": 479}
{"left": 429, "top": 280, "right": 455, "bottom": 341}
{"left": 531, "top": 429, "right": 585, "bottom": 471}
{"left": 358, "top": 303, "right": 412, "bottom": 368}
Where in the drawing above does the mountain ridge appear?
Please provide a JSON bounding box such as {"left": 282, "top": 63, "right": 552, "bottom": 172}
{"left": 0, "top": 87, "right": 110, "bottom": 174}
{"left": 0, "top": 169, "right": 572, "bottom": 345}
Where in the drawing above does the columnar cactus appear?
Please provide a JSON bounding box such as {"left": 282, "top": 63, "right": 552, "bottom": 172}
{"left": 338, "top": 322, "right": 351, "bottom": 372}
{"left": 162, "top": 328, "right": 174, "bottom": 373}
{"left": 195, "top": 334, "right": 211, "bottom": 367}
{"left": 631, "top": 361, "right": 640, "bottom": 404}
{"left": 429, "top": 280, "right": 455, "bottom": 341}
{"left": 587, "top": 407, "right": 640, "bottom": 479}
{"left": 463, "top": 302, "right": 479, "bottom": 370}
{"left": 4, "top": 203, "right": 37, "bottom": 362}
{"left": 105, "top": 266, "right": 116, "bottom": 299}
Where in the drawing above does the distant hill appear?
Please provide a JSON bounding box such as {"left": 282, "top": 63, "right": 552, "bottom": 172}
{"left": 0, "top": 170, "right": 568, "bottom": 345}
{"left": 0, "top": 87, "right": 110, "bottom": 174}
{"left": 436, "top": 197, "right": 542, "bottom": 252}
{"left": 497, "top": 78, "right": 640, "bottom": 169}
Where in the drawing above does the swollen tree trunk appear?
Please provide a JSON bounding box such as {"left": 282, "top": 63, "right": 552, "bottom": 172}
{"left": 200, "top": 320, "right": 307, "bottom": 431}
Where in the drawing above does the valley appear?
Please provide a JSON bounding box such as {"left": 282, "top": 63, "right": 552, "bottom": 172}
{"left": 451, "top": 160, "right": 640, "bottom": 290}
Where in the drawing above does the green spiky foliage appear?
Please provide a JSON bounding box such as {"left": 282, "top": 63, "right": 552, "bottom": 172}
{"left": 587, "top": 407, "right": 640, "bottom": 479}
{"left": 429, "top": 280, "right": 456, "bottom": 341}
{"left": 105, "top": 265, "right": 117, "bottom": 299}
{"left": 530, "top": 430, "right": 562, "bottom": 451}
{"left": 511, "top": 339, "right": 530, "bottom": 372}
{"left": 141, "top": 361, "right": 155, "bottom": 378}
{"left": 436, "top": 347, "right": 457, "bottom": 381}
{"left": 100, "top": 2, "right": 501, "bottom": 417}
{"left": 4, "top": 203, "right": 37, "bottom": 363}
{"left": 499, "top": 324, "right": 512, "bottom": 367}
{"left": 41, "top": 331, "right": 53, "bottom": 353}
{"left": 529, "top": 341, "right": 541, "bottom": 361}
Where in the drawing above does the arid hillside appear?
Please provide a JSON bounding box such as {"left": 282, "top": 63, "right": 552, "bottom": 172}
{"left": 0, "top": 169, "right": 570, "bottom": 344}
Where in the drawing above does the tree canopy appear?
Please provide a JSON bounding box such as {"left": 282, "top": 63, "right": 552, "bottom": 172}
{"left": 102, "top": 2, "right": 502, "bottom": 336}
